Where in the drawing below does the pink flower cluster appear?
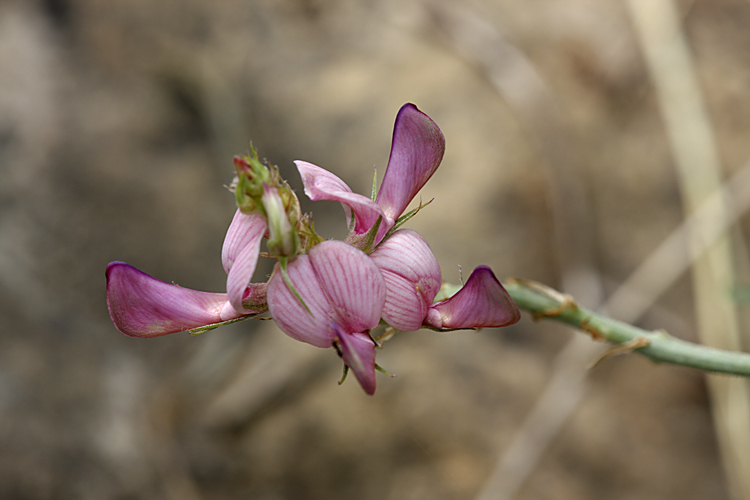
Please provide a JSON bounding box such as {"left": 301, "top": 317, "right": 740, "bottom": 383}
{"left": 106, "top": 104, "right": 520, "bottom": 394}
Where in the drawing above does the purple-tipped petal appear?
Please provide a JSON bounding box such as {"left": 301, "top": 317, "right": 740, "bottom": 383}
{"left": 308, "top": 241, "right": 386, "bottom": 333}
{"left": 106, "top": 262, "right": 242, "bottom": 338}
{"left": 295, "top": 160, "right": 393, "bottom": 240}
{"left": 375, "top": 104, "right": 445, "bottom": 220}
{"left": 222, "top": 211, "right": 267, "bottom": 314}
{"left": 370, "top": 229, "right": 441, "bottom": 331}
{"left": 334, "top": 326, "right": 376, "bottom": 395}
{"left": 424, "top": 266, "right": 520, "bottom": 330}
{"left": 266, "top": 256, "right": 338, "bottom": 348}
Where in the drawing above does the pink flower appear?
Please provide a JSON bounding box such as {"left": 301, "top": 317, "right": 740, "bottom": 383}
{"left": 106, "top": 210, "right": 267, "bottom": 337}
{"left": 296, "top": 103, "right": 445, "bottom": 249}
{"left": 105, "top": 102, "right": 521, "bottom": 396}
{"left": 266, "top": 240, "right": 386, "bottom": 394}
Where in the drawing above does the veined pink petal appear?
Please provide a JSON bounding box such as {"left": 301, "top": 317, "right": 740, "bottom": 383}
{"left": 221, "top": 210, "right": 267, "bottom": 274}
{"left": 266, "top": 256, "right": 338, "bottom": 348}
{"left": 295, "top": 160, "right": 393, "bottom": 240}
{"left": 371, "top": 229, "right": 441, "bottom": 285}
{"left": 370, "top": 229, "right": 442, "bottom": 331}
{"left": 223, "top": 212, "right": 267, "bottom": 314}
{"left": 308, "top": 241, "right": 386, "bottom": 333}
{"left": 106, "top": 262, "right": 243, "bottom": 338}
{"left": 424, "top": 266, "right": 520, "bottom": 330}
{"left": 376, "top": 103, "right": 445, "bottom": 220}
{"left": 334, "top": 326, "right": 376, "bottom": 395}
{"left": 375, "top": 270, "right": 429, "bottom": 331}
{"left": 295, "top": 160, "right": 354, "bottom": 220}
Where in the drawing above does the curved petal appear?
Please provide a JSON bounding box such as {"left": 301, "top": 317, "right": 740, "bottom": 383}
{"left": 295, "top": 160, "right": 354, "bottom": 220}
{"left": 295, "top": 160, "right": 393, "bottom": 239}
{"left": 106, "top": 262, "right": 242, "bottom": 338}
{"left": 309, "top": 240, "right": 386, "bottom": 333}
{"left": 375, "top": 270, "right": 429, "bottom": 331}
{"left": 223, "top": 212, "right": 267, "bottom": 314}
{"left": 266, "top": 256, "right": 337, "bottom": 348}
{"left": 334, "top": 326, "right": 376, "bottom": 395}
{"left": 371, "top": 229, "right": 441, "bottom": 285}
{"left": 221, "top": 210, "right": 267, "bottom": 274}
{"left": 376, "top": 103, "right": 445, "bottom": 220}
{"left": 370, "top": 229, "right": 441, "bottom": 331}
{"left": 424, "top": 266, "right": 520, "bottom": 330}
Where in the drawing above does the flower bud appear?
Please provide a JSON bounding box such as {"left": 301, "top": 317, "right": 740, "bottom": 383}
{"left": 231, "top": 148, "right": 271, "bottom": 214}
{"left": 263, "top": 183, "right": 299, "bottom": 258}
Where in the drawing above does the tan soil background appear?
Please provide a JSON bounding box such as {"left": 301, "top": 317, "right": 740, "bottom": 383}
{"left": 1, "top": 0, "right": 749, "bottom": 499}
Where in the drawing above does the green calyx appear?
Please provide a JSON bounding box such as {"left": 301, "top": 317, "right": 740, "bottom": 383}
{"left": 349, "top": 215, "right": 383, "bottom": 255}
{"left": 232, "top": 145, "right": 272, "bottom": 214}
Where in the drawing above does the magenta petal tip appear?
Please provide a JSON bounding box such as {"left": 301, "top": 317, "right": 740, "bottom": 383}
{"left": 375, "top": 103, "right": 446, "bottom": 221}
{"left": 424, "top": 266, "right": 520, "bottom": 330}
{"left": 106, "top": 262, "right": 241, "bottom": 338}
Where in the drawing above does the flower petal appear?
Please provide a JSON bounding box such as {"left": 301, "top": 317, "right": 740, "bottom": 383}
{"left": 376, "top": 103, "right": 445, "bottom": 220}
{"left": 309, "top": 240, "right": 386, "bottom": 333}
{"left": 295, "top": 160, "right": 393, "bottom": 239}
{"left": 424, "top": 266, "right": 520, "bottom": 330}
{"left": 266, "top": 256, "right": 338, "bottom": 348}
{"left": 370, "top": 229, "right": 441, "bottom": 331}
{"left": 106, "top": 262, "right": 243, "bottom": 338}
{"left": 334, "top": 326, "right": 376, "bottom": 395}
{"left": 222, "top": 211, "right": 267, "bottom": 314}
{"left": 221, "top": 210, "right": 267, "bottom": 274}
{"left": 374, "top": 270, "right": 428, "bottom": 331}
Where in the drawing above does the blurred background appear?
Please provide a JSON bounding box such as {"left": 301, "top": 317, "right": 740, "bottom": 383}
{"left": 2, "top": 0, "right": 750, "bottom": 499}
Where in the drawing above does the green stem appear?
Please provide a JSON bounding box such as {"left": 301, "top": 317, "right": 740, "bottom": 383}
{"left": 503, "top": 278, "right": 750, "bottom": 377}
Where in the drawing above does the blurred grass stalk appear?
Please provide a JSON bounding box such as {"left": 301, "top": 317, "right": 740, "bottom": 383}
{"left": 627, "top": 1, "right": 750, "bottom": 499}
